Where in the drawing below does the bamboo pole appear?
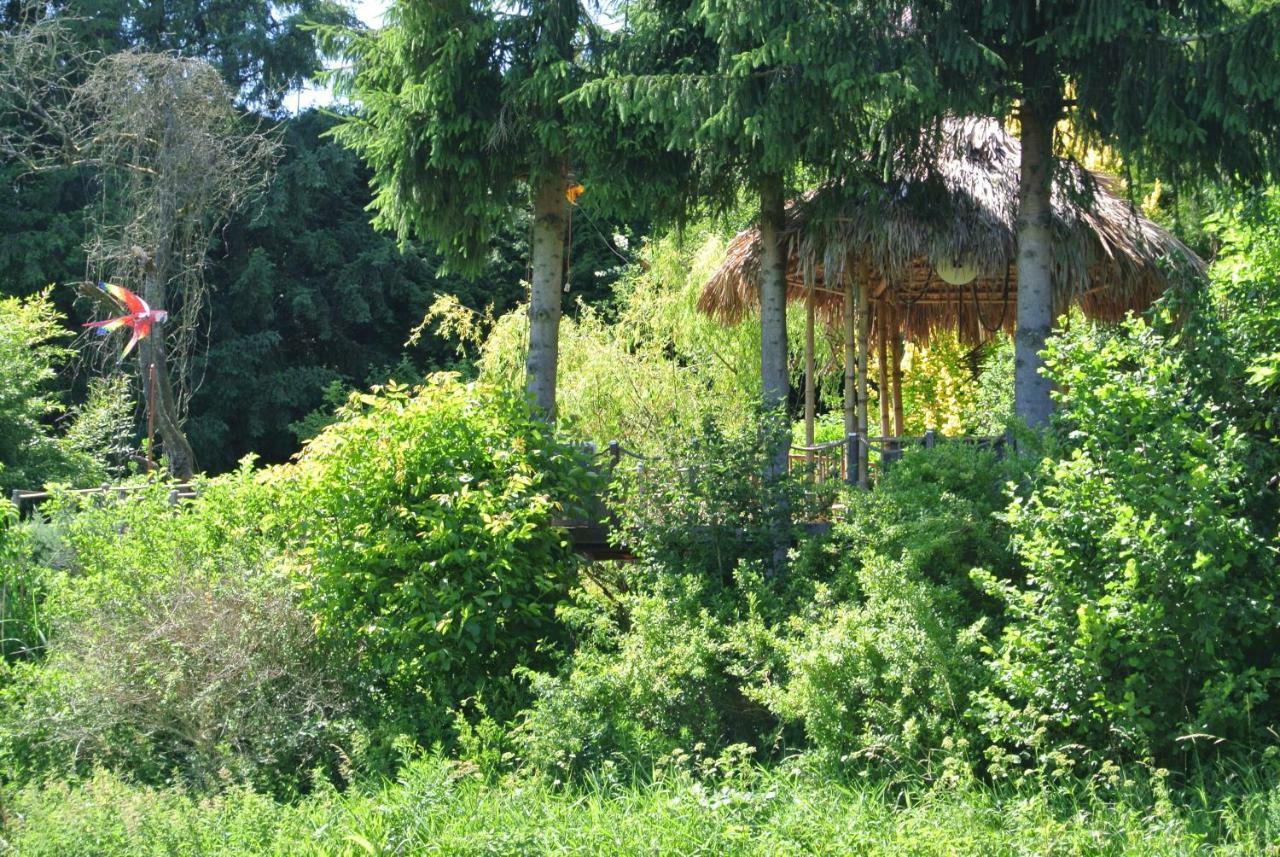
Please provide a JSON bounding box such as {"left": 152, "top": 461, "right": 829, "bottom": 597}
{"left": 891, "top": 308, "right": 905, "bottom": 437}
{"left": 842, "top": 269, "right": 855, "bottom": 437}
{"left": 804, "top": 282, "right": 816, "bottom": 473}
{"left": 877, "top": 303, "right": 890, "bottom": 439}
{"left": 857, "top": 264, "right": 870, "bottom": 488}
{"left": 146, "top": 362, "right": 157, "bottom": 472}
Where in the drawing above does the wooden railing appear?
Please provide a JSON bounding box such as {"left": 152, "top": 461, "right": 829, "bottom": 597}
{"left": 788, "top": 430, "right": 1010, "bottom": 486}
{"left": 10, "top": 482, "right": 196, "bottom": 511}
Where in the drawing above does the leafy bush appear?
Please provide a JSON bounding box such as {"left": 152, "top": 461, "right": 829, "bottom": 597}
{"left": 1206, "top": 188, "right": 1280, "bottom": 439}
{"left": 832, "top": 441, "right": 1024, "bottom": 605}
{"left": 0, "top": 291, "right": 132, "bottom": 494}
{"left": 514, "top": 419, "right": 809, "bottom": 777}
{"left": 0, "top": 473, "right": 356, "bottom": 794}
{"left": 0, "top": 502, "right": 48, "bottom": 663}
{"left": 976, "top": 318, "right": 1280, "bottom": 769}
{"left": 3, "top": 573, "right": 354, "bottom": 795}
{"left": 275, "top": 376, "right": 596, "bottom": 744}
{"left": 515, "top": 573, "right": 759, "bottom": 778}
{"left": 756, "top": 442, "right": 1024, "bottom": 770}
{"left": 763, "top": 556, "right": 987, "bottom": 768}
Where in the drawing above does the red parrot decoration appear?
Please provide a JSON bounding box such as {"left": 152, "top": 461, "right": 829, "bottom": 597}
{"left": 82, "top": 281, "right": 168, "bottom": 362}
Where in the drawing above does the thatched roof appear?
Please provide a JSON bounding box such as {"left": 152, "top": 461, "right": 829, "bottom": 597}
{"left": 699, "top": 118, "right": 1205, "bottom": 344}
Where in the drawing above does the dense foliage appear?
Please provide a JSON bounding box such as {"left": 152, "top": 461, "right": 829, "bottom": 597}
{"left": 4, "top": 0, "right": 1280, "bottom": 849}
{"left": 274, "top": 377, "right": 596, "bottom": 745}
{"left": 0, "top": 291, "right": 130, "bottom": 495}
{"left": 979, "top": 317, "right": 1280, "bottom": 770}
{"left": 5, "top": 755, "right": 1278, "bottom": 856}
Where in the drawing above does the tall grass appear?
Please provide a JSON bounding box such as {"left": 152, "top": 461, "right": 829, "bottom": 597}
{"left": 4, "top": 756, "right": 1277, "bottom": 856}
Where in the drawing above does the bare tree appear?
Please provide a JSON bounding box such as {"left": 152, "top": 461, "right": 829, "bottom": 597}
{"left": 1, "top": 12, "right": 279, "bottom": 478}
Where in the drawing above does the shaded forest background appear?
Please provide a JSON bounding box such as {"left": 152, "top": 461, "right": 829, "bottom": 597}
{"left": 0, "top": 0, "right": 639, "bottom": 474}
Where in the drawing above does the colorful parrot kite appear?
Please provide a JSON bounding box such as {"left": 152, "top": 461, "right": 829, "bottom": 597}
{"left": 82, "top": 282, "right": 168, "bottom": 361}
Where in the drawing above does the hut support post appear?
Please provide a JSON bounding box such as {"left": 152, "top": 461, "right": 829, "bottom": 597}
{"left": 842, "top": 269, "right": 856, "bottom": 484}
{"left": 877, "top": 303, "right": 890, "bottom": 439}
{"left": 804, "top": 284, "right": 816, "bottom": 475}
{"left": 891, "top": 308, "right": 905, "bottom": 437}
{"left": 844, "top": 272, "right": 855, "bottom": 440}
{"left": 857, "top": 267, "right": 870, "bottom": 488}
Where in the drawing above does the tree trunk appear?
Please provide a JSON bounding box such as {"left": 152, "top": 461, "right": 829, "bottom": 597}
{"left": 140, "top": 270, "right": 195, "bottom": 479}
{"left": 759, "top": 175, "right": 791, "bottom": 569}
{"left": 526, "top": 169, "right": 569, "bottom": 420}
{"left": 1015, "top": 65, "right": 1059, "bottom": 428}
{"left": 759, "top": 174, "right": 789, "bottom": 475}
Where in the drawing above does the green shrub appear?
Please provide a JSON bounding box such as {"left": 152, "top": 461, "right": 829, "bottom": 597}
{"left": 0, "top": 502, "right": 49, "bottom": 663}
{"left": 514, "top": 419, "right": 810, "bottom": 777}
{"left": 2, "top": 572, "right": 355, "bottom": 795}
{"left": 610, "top": 413, "right": 829, "bottom": 583}
{"left": 976, "top": 318, "right": 1280, "bottom": 770}
{"left": 830, "top": 441, "right": 1024, "bottom": 607}
{"left": 515, "top": 573, "right": 756, "bottom": 778}
{"left": 0, "top": 472, "right": 356, "bottom": 794}
{"left": 755, "top": 442, "right": 1023, "bottom": 771}
{"left": 763, "top": 556, "right": 988, "bottom": 770}
{"left": 275, "top": 376, "right": 596, "bottom": 744}
{"left": 1, "top": 459, "right": 309, "bottom": 793}
{"left": 0, "top": 291, "right": 132, "bottom": 495}
{"left": 38, "top": 467, "right": 281, "bottom": 627}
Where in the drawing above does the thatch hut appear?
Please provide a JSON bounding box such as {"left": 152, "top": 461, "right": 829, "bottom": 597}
{"left": 699, "top": 118, "right": 1204, "bottom": 482}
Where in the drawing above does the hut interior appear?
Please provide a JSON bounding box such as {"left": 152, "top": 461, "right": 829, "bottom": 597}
{"left": 699, "top": 118, "right": 1205, "bottom": 485}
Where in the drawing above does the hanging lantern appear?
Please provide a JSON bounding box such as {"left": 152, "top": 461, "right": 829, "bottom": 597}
{"left": 935, "top": 257, "right": 979, "bottom": 285}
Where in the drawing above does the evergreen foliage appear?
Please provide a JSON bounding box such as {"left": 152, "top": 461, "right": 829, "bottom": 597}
{"left": 323, "top": 0, "right": 612, "bottom": 416}
{"left": 900, "top": 0, "right": 1280, "bottom": 425}
{"left": 323, "top": 0, "right": 597, "bottom": 272}
{"left": 186, "top": 110, "right": 527, "bottom": 471}
{"left": 44, "top": 0, "right": 356, "bottom": 110}
{"left": 572, "top": 0, "right": 919, "bottom": 414}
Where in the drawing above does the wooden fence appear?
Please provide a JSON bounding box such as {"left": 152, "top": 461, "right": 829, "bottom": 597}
{"left": 10, "top": 482, "right": 197, "bottom": 512}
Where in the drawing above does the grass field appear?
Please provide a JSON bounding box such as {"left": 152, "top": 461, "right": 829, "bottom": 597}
{"left": 4, "top": 757, "right": 1278, "bottom": 856}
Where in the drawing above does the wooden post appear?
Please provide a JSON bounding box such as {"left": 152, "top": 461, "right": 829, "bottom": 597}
{"left": 804, "top": 282, "right": 816, "bottom": 472}
{"left": 877, "top": 303, "right": 890, "bottom": 439}
{"left": 857, "top": 264, "right": 870, "bottom": 488}
{"left": 891, "top": 311, "right": 905, "bottom": 438}
{"left": 146, "top": 362, "right": 157, "bottom": 472}
{"left": 842, "top": 268, "right": 855, "bottom": 438}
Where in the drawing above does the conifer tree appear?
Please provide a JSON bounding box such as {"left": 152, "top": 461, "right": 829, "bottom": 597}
{"left": 572, "top": 0, "right": 916, "bottom": 455}
{"left": 911, "top": 0, "right": 1280, "bottom": 426}
{"left": 326, "top": 0, "right": 603, "bottom": 419}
